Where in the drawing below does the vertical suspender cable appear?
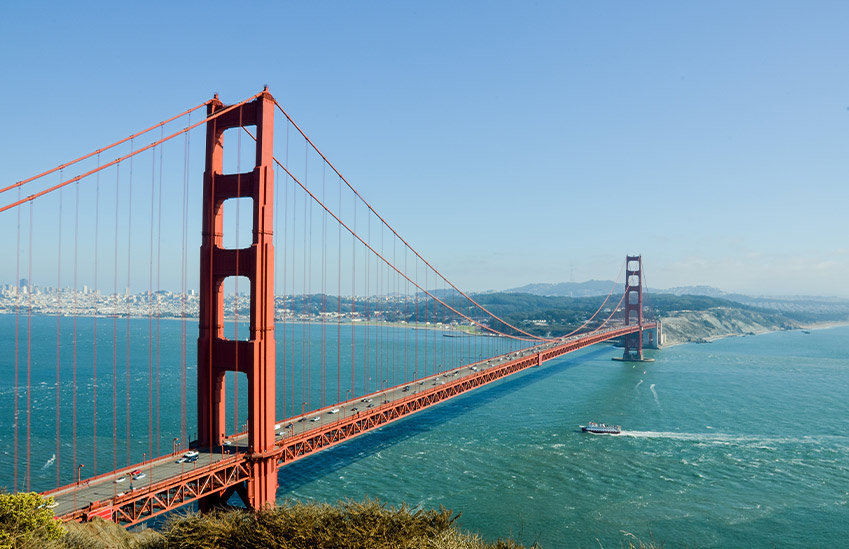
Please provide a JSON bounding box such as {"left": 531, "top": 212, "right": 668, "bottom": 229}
{"left": 290, "top": 126, "right": 297, "bottom": 417}
{"left": 93, "top": 155, "right": 100, "bottom": 475}
{"left": 363, "top": 212, "right": 371, "bottom": 394}
{"left": 281, "top": 122, "right": 289, "bottom": 417}
{"left": 441, "top": 278, "right": 445, "bottom": 373}
{"left": 148, "top": 145, "right": 155, "bottom": 464}
{"left": 290, "top": 149, "right": 296, "bottom": 417}
{"left": 112, "top": 165, "right": 119, "bottom": 493}
{"left": 278, "top": 159, "right": 285, "bottom": 418}
{"left": 321, "top": 163, "right": 327, "bottom": 409}
{"left": 179, "top": 124, "right": 187, "bottom": 448}
{"left": 181, "top": 116, "right": 191, "bottom": 448}
{"left": 27, "top": 201, "right": 33, "bottom": 491}
{"left": 202, "top": 113, "right": 212, "bottom": 455}
{"left": 307, "top": 149, "right": 314, "bottom": 411}
{"left": 423, "top": 267, "right": 427, "bottom": 378}
{"left": 351, "top": 200, "right": 356, "bottom": 396}
{"left": 188, "top": 111, "right": 196, "bottom": 450}
{"left": 307, "top": 157, "right": 313, "bottom": 411}
{"left": 414, "top": 258, "right": 418, "bottom": 381}
{"left": 404, "top": 247, "right": 408, "bottom": 384}
{"left": 56, "top": 181, "right": 63, "bottom": 487}
{"left": 273, "top": 133, "right": 280, "bottom": 417}
{"left": 73, "top": 178, "right": 80, "bottom": 487}
{"left": 14, "top": 188, "right": 21, "bottom": 491}
{"left": 337, "top": 176, "right": 342, "bottom": 404}
{"left": 126, "top": 141, "right": 134, "bottom": 467}
{"left": 155, "top": 128, "right": 163, "bottom": 458}
{"left": 302, "top": 149, "right": 308, "bottom": 412}
{"left": 235, "top": 111, "right": 243, "bottom": 435}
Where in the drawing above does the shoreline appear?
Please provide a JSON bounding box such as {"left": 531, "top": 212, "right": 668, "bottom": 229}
{"left": 660, "top": 319, "right": 849, "bottom": 348}
{"left": 0, "top": 312, "right": 480, "bottom": 336}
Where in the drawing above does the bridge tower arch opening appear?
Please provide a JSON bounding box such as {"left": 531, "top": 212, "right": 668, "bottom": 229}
{"left": 198, "top": 90, "right": 278, "bottom": 510}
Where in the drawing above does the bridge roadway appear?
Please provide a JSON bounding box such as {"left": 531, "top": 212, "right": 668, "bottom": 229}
{"left": 46, "top": 323, "right": 654, "bottom": 525}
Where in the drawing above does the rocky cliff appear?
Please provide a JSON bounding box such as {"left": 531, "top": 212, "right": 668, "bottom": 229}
{"left": 660, "top": 307, "right": 800, "bottom": 346}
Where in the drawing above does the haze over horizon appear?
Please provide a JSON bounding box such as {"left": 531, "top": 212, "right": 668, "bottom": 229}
{"left": 2, "top": 2, "right": 847, "bottom": 297}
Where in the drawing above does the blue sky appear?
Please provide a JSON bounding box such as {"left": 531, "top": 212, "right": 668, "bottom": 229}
{"left": 2, "top": 1, "right": 847, "bottom": 297}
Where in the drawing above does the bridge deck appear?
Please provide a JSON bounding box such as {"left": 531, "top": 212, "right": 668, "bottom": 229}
{"left": 49, "top": 323, "right": 654, "bottom": 525}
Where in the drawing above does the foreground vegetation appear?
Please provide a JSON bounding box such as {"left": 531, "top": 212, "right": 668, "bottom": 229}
{"left": 1, "top": 494, "right": 531, "bottom": 549}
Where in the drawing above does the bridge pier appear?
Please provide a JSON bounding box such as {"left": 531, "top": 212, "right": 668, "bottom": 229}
{"left": 198, "top": 90, "right": 278, "bottom": 511}
{"left": 643, "top": 321, "right": 661, "bottom": 349}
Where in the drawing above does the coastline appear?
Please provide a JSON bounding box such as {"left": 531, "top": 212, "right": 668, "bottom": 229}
{"left": 799, "top": 320, "right": 849, "bottom": 331}
{"left": 660, "top": 318, "right": 849, "bottom": 348}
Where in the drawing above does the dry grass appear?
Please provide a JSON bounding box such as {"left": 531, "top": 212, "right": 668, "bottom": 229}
{"left": 40, "top": 499, "right": 530, "bottom": 549}
{"left": 142, "top": 498, "right": 527, "bottom": 549}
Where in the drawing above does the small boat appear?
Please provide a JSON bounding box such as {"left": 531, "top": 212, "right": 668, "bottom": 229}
{"left": 581, "top": 421, "right": 621, "bottom": 434}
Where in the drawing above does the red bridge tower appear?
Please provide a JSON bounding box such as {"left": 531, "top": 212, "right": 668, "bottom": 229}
{"left": 198, "top": 90, "right": 278, "bottom": 509}
{"left": 622, "top": 255, "right": 645, "bottom": 361}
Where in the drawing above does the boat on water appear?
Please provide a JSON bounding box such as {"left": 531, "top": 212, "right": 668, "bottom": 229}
{"left": 581, "top": 421, "right": 621, "bottom": 434}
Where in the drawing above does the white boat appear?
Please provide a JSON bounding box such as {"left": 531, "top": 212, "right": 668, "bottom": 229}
{"left": 580, "top": 421, "right": 621, "bottom": 434}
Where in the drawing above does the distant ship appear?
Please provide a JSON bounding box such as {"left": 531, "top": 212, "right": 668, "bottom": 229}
{"left": 581, "top": 421, "right": 621, "bottom": 434}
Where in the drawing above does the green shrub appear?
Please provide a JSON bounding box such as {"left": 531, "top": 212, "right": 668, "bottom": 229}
{"left": 0, "top": 492, "right": 65, "bottom": 549}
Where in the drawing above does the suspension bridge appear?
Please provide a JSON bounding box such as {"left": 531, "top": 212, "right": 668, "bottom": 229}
{"left": 0, "top": 89, "right": 658, "bottom": 526}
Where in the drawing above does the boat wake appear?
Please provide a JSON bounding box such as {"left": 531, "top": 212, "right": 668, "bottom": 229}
{"left": 621, "top": 431, "right": 844, "bottom": 447}
{"left": 649, "top": 383, "right": 660, "bottom": 407}
{"left": 42, "top": 454, "right": 56, "bottom": 470}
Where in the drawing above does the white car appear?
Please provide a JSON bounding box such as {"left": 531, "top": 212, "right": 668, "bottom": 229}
{"left": 183, "top": 450, "right": 199, "bottom": 458}
{"left": 114, "top": 476, "right": 127, "bottom": 483}
{"left": 328, "top": 408, "right": 340, "bottom": 414}
{"left": 310, "top": 416, "right": 321, "bottom": 422}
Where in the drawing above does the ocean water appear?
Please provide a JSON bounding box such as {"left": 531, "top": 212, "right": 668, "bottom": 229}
{"left": 274, "top": 326, "right": 849, "bottom": 548}
{"left": 0, "top": 315, "right": 525, "bottom": 491}
{"left": 1, "top": 317, "right": 847, "bottom": 547}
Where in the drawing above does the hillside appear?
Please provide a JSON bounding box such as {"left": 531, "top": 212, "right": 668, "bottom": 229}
{"left": 658, "top": 307, "right": 800, "bottom": 345}
{"left": 462, "top": 292, "right": 844, "bottom": 344}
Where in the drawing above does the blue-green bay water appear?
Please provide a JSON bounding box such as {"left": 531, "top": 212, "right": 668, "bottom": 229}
{"left": 0, "top": 315, "right": 524, "bottom": 490}
{"left": 1, "top": 317, "right": 847, "bottom": 546}
{"left": 276, "top": 327, "right": 849, "bottom": 548}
